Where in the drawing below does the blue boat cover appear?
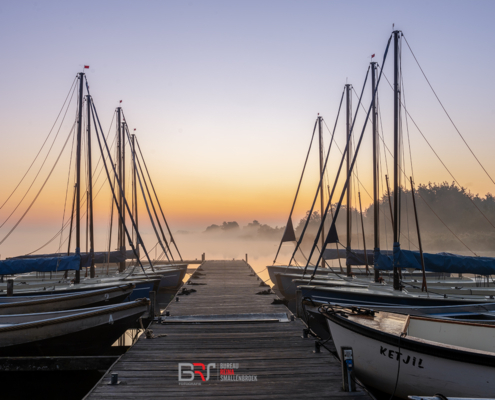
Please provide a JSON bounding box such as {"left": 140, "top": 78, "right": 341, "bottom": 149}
{"left": 375, "top": 242, "right": 495, "bottom": 276}
{"left": 12, "top": 249, "right": 135, "bottom": 268}
{"left": 0, "top": 254, "right": 81, "bottom": 275}
{"left": 324, "top": 248, "right": 392, "bottom": 266}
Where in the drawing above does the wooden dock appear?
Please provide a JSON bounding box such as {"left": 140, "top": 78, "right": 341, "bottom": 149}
{"left": 85, "top": 260, "right": 373, "bottom": 399}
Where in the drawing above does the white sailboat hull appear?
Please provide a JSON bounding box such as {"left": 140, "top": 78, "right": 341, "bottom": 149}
{"left": 327, "top": 316, "right": 495, "bottom": 398}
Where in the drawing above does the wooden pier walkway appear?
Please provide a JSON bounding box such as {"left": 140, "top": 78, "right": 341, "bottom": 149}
{"left": 85, "top": 260, "right": 373, "bottom": 399}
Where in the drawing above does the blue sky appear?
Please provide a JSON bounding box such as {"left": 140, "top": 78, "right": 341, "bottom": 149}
{"left": 0, "top": 0, "right": 494, "bottom": 257}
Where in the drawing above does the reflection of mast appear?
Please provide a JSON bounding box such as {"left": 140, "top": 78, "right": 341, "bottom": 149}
{"left": 318, "top": 116, "right": 325, "bottom": 269}
{"left": 74, "top": 72, "right": 84, "bottom": 284}
{"left": 87, "top": 95, "right": 95, "bottom": 278}
{"left": 371, "top": 61, "right": 380, "bottom": 283}
{"left": 345, "top": 83, "right": 352, "bottom": 277}
{"left": 393, "top": 30, "right": 401, "bottom": 291}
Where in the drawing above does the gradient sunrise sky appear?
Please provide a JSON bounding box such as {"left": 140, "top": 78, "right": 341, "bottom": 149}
{"left": 0, "top": 0, "right": 494, "bottom": 258}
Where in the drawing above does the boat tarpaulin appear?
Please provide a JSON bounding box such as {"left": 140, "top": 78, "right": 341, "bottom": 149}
{"left": 374, "top": 248, "right": 393, "bottom": 270}
{"left": 12, "top": 250, "right": 136, "bottom": 268}
{"left": 0, "top": 254, "right": 81, "bottom": 275}
{"left": 375, "top": 242, "right": 495, "bottom": 275}
{"left": 324, "top": 248, "right": 392, "bottom": 266}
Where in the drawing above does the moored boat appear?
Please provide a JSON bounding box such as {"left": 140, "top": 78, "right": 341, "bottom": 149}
{"left": 0, "top": 298, "right": 149, "bottom": 356}
{"left": 0, "top": 283, "right": 135, "bottom": 314}
{"left": 322, "top": 307, "right": 495, "bottom": 398}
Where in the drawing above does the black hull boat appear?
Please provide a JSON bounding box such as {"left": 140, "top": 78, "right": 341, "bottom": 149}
{"left": 0, "top": 299, "right": 149, "bottom": 356}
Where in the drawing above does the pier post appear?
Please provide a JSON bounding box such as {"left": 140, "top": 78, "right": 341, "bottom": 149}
{"left": 245, "top": 254, "right": 248, "bottom": 263}
{"left": 6, "top": 279, "right": 13, "bottom": 296}
{"left": 201, "top": 253, "right": 205, "bottom": 262}
{"left": 341, "top": 347, "right": 356, "bottom": 392}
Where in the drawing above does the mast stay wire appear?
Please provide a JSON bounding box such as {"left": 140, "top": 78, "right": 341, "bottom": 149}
{"left": 28, "top": 126, "right": 118, "bottom": 256}
{"left": 2, "top": 80, "right": 116, "bottom": 255}
{"left": 57, "top": 123, "right": 77, "bottom": 253}
{"left": 89, "top": 95, "right": 152, "bottom": 277}
{"left": 321, "top": 126, "right": 345, "bottom": 272}
{"left": 122, "top": 121, "right": 172, "bottom": 264}
{"left": 122, "top": 122, "right": 173, "bottom": 263}
{"left": 289, "top": 87, "right": 347, "bottom": 267}
{"left": 272, "top": 118, "right": 318, "bottom": 265}
{"left": 119, "top": 111, "right": 172, "bottom": 266}
{"left": 377, "top": 66, "right": 495, "bottom": 232}
{"left": 403, "top": 35, "right": 495, "bottom": 188}
{"left": 352, "top": 78, "right": 476, "bottom": 253}
{"left": 0, "top": 77, "right": 78, "bottom": 210}
{"left": 303, "top": 66, "right": 373, "bottom": 275}
{"left": 307, "top": 36, "right": 393, "bottom": 277}
{"left": 398, "top": 37, "right": 412, "bottom": 250}
{"left": 26, "top": 154, "right": 147, "bottom": 258}
{"left": 0, "top": 82, "right": 78, "bottom": 230}
{"left": 133, "top": 150, "right": 174, "bottom": 263}
{"left": 0, "top": 122, "right": 76, "bottom": 246}
{"left": 322, "top": 117, "right": 419, "bottom": 251}
{"left": 21, "top": 105, "right": 118, "bottom": 257}
{"left": 135, "top": 137, "right": 183, "bottom": 261}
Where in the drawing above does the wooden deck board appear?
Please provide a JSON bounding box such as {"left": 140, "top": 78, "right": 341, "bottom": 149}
{"left": 85, "top": 260, "right": 373, "bottom": 399}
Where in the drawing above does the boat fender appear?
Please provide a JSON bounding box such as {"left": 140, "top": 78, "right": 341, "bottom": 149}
{"left": 433, "top": 395, "right": 448, "bottom": 400}
{"left": 109, "top": 314, "right": 114, "bottom": 325}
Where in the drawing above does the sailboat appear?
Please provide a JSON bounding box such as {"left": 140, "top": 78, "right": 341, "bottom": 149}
{"left": 0, "top": 71, "right": 186, "bottom": 298}
{"left": 268, "top": 50, "right": 480, "bottom": 307}
{"left": 296, "top": 31, "right": 495, "bottom": 399}
{"left": 267, "top": 91, "right": 372, "bottom": 301}
{"left": 0, "top": 299, "right": 149, "bottom": 356}
{"left": 290, "top": 30, "right": 495, "bottom": 313}
{"left": 322, "top": 306, "right": 495, "bottom": 398}
{"left": 0, "top": 283, "right": 134, "bottom": 314}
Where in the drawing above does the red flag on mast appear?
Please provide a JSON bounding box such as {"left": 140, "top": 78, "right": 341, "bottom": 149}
{"left": 84, "top": 65, "right": 89, "bottom": 69}
{"left": 371, "top": 54, "right": 375, "bottom": 58}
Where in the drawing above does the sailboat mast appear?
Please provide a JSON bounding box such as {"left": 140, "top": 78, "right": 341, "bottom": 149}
{"left": 87, "top": 95, "right": 95, "bottom": 278}
{"left": 371, "top": 62, "right": 380, "bottom": 282}
{"left": 121, "top": 120, "right": 127, "bottom": 271}
{"left": 345, "top": 83, "right": 352, "bottom": 277}
{"left": 74, "top": 72, "right": 84, "bottom": 284}
{"left": 393, "top": 30, "right": 401, "bottom": 290}
{"left": 132, "top": 133, "right": 139, "bottom": 259}
{"left": 116, "top": 107, "right": 124, "bottom": 272}
{"left": 318, "top": 116, "right": 325, "bottom": 269}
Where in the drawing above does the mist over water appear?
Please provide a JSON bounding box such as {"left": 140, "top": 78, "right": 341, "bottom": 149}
{"left": 171, "top": 182, "right": 495, "bottom": 287}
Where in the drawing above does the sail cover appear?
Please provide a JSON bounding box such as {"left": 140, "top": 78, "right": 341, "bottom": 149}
{"left": 12, "top": 250, "right": 136, "bottom": 268}
{"left": 323, "top": 248, "right": 392, "bottom": 266}
{"left": 375, "top": 242, "right": 495, "bottom": 275}
{"left": 0, "top": 254, "right": 81, "bottom": 275}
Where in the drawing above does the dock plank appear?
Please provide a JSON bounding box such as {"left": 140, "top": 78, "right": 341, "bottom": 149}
{"left": 85, "top": 260, "right": 373, "bottom": 399}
